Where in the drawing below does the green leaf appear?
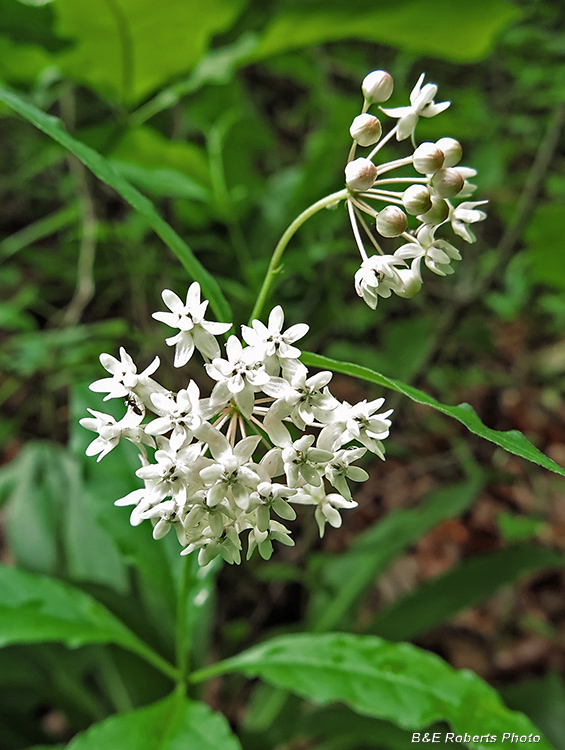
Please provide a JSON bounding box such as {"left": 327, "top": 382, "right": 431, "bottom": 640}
{"left": 0, "top": 84, "right": 231, "bottom": 323}
{"left": 368, "top": 545, "right": 565, "bottom": 641}
{"left": 301, "top": 352, "right": 565, "bottom": 477}
{"left": 54, "top": 0, "right": 247, "bottom": 104}
{"left": 192, "top": 633, "right": 552, "bottom": 750}
{"left": 110, "top": 125, "right": 211, "bottom": 199}
{"left": 0, "top": 34, "right": 53, "bottom": 84}
{"left": 4, "top": 441, "right": 129, "bottom": 593}
{"left": 309, "top": 478, "right": 482, "bottom": 633}
{"left": 502, "top": 672, "right": 565, "bottom": 750}
{"left": 250, "top": 0, "right": 520, "bottom": 63}
{"left": 0, "top": 565, "right": 177, "bottom": 680}
{"left": 4, "top": 443, "right": 60, "bottom": 576}
{"left": 66, "top": 693, "right": 242, "bottom": 750}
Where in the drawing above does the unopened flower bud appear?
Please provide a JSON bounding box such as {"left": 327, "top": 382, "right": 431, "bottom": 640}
{"left": 431, "top": 168, "right": 464, "bottom": 198}
{"left": 362, "top": 70, "right": 394, "bottom": 103}
{"left": 350, "top": 114, "right": 382, "bottom": 146}
{"left": 418, "top": 197, "right": 449, "bottom": 225}
{"left": 435, "top": 137, "right": 462, "bottom": 167}
{"left": 376, "top": 206, "right": 407, "bottom": 237}
{"left": 402, "top": 184, "right": 432, "bottom": 215}
{"left": 413, "top": 142, "right": 445, "bottom": 174}
{"left": 345, "top": 157, "right": 377, "bottom": 192}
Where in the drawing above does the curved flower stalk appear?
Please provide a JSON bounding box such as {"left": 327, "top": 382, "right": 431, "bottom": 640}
{"left": 81, "top": 285, "right": 392, "bottom": 566}
{"left": 343, "top": 70, "right": 487, "bottom": 309}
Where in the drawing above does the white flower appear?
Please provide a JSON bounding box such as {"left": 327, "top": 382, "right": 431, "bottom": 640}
{"left": 79, "top": 406, "right": 152, "bottom": 461}
{"left": 182, "top": 522, "right": 242, "bottom": 566}
{"left": 354, "top": 255, "right": 406, "bottom": 309}
{"left": 136, "top": 441, "right": 202, "bottom": 507}
{"left": 292, "top": 484, "right": 357, "bottom": 537}
{"left": 89, "top": 347, "right": 161, "bottom": 402}
{"left": 318, "top": 398, "right": 393, "bottom": 458}
{"left": 450, "top": 200, "right": 488, "bottom": 243}
{"left": 397, "top": 226, "right": 461, "bottom": 277}
{"left": 241, "top": 305, "right": 308, "bottom": 370}
{"left": 145, "top": 381, "right": 204, "bottom": 450}
{"left": 281, "top": 435, "right": 333, "bottom": 487}
{"left": 246, "top": 519, "right": 294, "bottom": 561}
{"left": 325, "top": 447, "right": 369, "bottom": 500}
{"left": 153, "top": 283, "right": 231, "bottom": 367}
{"left": 206, "top": 335, "right": 271, "bottom": 417}
{"left": 263, "top": 364, "right": 338, "bottom": 437}
{"left": 198, "top": 424, "right": 262, "bottom": 510}
{"left": 381, "top": 73, "right": 450, "bottom": 142}
{"left": 248, "top": 482, "right": 297, "bottom": 532}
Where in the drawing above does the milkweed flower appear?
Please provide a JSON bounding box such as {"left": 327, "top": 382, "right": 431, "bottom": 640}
{"left": 82, "top": 283, "right": 392, "bottom": 566}
{"left": 342, "top": 69, "right": 486, "bottom": 308}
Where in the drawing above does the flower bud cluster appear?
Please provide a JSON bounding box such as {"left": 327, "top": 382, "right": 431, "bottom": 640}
{"left": 344, "top": 70, "right": 487, "bottom": 309}
{"left": 81, "top": 283, "right": 392, "bottom": 566}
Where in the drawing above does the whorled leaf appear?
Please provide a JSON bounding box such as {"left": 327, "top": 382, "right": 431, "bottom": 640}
{"left": 301, "top": 352, "right": 565, "bottom": 477}
{"left": 0, "top": 85, "right": 231, "bottom": 323}
{"left": 192, "top": 633, "right": 553, "bottom": 750}
{"left": 66, "top": 693, "right": 242, "bottom": 750}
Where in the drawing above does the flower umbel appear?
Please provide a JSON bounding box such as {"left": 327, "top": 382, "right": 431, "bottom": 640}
{"left": 82, "top": 283, "right": 392, "bottom": 566}
{"left": 343, "top": 69, "right": 486, "bottom": 309}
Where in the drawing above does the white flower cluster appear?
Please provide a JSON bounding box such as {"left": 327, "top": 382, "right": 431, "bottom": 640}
{"left": 345, "top": 70, "right": 487, "bottom": 309}
{"left": 81, "top": 283, "right": 392, "bottom": 566}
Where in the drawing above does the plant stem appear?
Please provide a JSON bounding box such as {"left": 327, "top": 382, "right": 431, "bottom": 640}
{"left": 175, "top": 552, "right": 193, "bottom": 696}
{"left": 249, "top": 188, "right": 349, "bottom": 324}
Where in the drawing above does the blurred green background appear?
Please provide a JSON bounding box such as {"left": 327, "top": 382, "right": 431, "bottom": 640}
{"left": 1, "top": 0, "right": 565, "bottom": 747}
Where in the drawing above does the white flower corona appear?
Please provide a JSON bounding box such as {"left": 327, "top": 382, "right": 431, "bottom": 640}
{"left": 82, "top": 284, "right": 392, "bottom": 565}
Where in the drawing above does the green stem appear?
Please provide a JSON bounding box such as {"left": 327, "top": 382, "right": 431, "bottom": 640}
{"left": 175, "top": 552, "right": 194, "bottom": 695}
{"left": 249, "top": 188, "right": 349, "bottom": 324}
{"left": 130, "top": 641, "right": 179, "bottom": 682}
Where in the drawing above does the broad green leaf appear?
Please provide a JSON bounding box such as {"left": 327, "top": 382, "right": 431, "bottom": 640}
{"left": 250, "top": 0, "right": 520, "bottom": 64}
{"left": 0, "top": 34, "right": 52, "bottom": 83}
{"left": 368, "top": 545, "right": 565, "bottom": 641}
{"left": 4, "top": 441, "right": 129, "bottom": 593}
{"left": 309, "top": 478, "right": 482, "bottom": 633}
{"left": 297, "top": 706, "right": 465, "bottom": 750}
{"left": 109, "top": 126, "right": 210, "bottom": 201}
{"left": 0, "top": 565, "right": 176, "bottom": 679}
{"left": 301, "top": 352, "right": 565, "bottom": 477}
{"left": 54, "top": 0, "right": 247, "bottom": 104}
{"left": 4, "top": 443, "right": 59, "bottom": 575}
{"left": 192, "top": 633, "right": 551, "bottom": 750}
{"left": 0, "top": 84, "right": 231, "bottom": 322}
{"left": 502, "top": 672, "right": 565, "bottom": 750}
{"left": 66, "top": 693, "right": 242, "bottom": 750}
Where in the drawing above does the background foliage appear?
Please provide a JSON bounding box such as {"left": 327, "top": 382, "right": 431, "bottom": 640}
{"left": 1, "top": 0, "right": 565, "bottom": 748}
